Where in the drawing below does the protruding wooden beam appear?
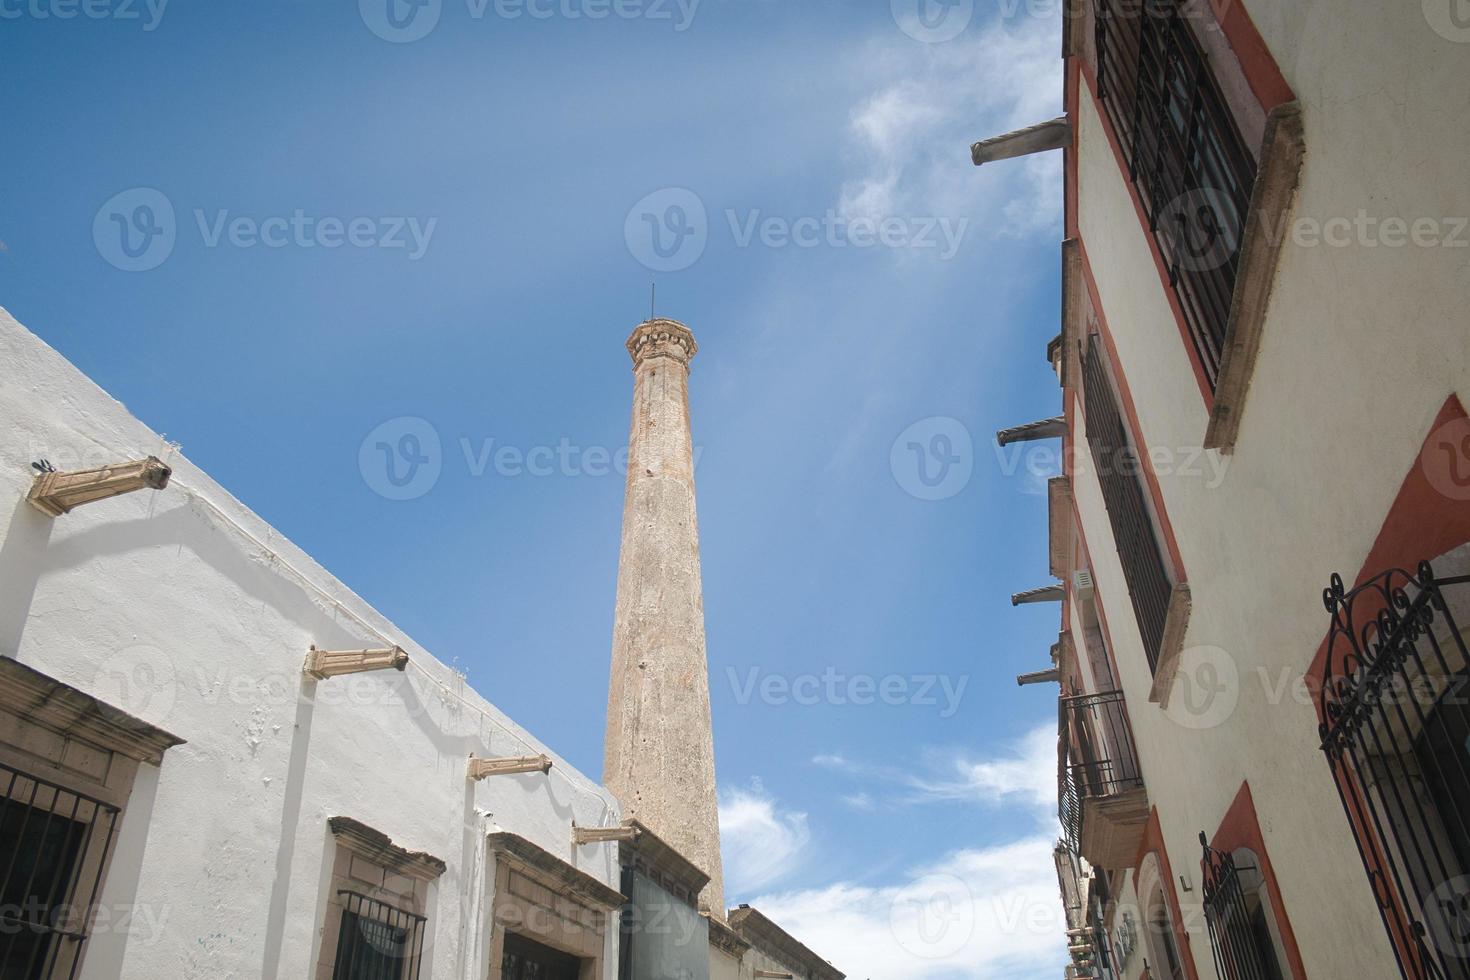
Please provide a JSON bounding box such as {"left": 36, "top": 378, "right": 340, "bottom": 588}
{"left": 304, "top": 645, "right": 408, "bottom": 680}
{"left": 467, "top": 755, "right": 552, "bottom": 781}
{"left": 996, "top": 416, "right": 1066, "bottom": 446}
{"left": 1016, "top": 668, "right": 1060, "bottom": 686}
{"left": 1011, "top": 583, "right": 1065, "bottom": 606}
{"left": 27, "top": 456, "right": 172, "bottom": 517}
{"left": 971, "top": 116, "right": 1070, "bottom": 166}
{"left": 572, "top": 825, "right": 640, "bottom": 846}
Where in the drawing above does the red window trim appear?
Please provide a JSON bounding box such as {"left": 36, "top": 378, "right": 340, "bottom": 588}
{"left": 1066, "top": 0, "right": 1295, "bottom": 410}
{"left": 1135, "top": 806, "right": 1203, "bottom": 980}
{"left": 1207, "top": 0, "right": 1294, "bottom": 112}
{"left": 1073, "top": 239, "right": 1189, "bottom": 586}
{"left": 1205, "top": 782, "right": 1308, "bottom": 980}
{"left": 1305, "top": 394, "right": 1470, "bottom": 696}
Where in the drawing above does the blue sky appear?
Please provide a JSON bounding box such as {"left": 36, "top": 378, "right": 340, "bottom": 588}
{"left": 2, "top": 1, "right": 1068, "bottom": 974}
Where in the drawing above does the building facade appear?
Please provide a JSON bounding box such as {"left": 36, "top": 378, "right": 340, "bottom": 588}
{"left": 0, "top": 308, "right": 839, "bottom": 980}
{"left": 981, "top": 1, "right": 1470, "bottom": 978}
{"left": 0, "top": 308, "right": 626, "bottom": 979}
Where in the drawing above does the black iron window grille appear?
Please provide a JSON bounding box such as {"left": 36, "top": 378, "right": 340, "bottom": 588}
{"left": 0, "top": 762, "right": 120, "bottom": 980}
{"left": 1081, "top": 335, "right": 1174, "bottom": 671}
{"left": 332, "top": 891, "right": 427, "bottom": 980}
{"left": 1059, "top": 688, "right": 1144, "bottom": 854}
{"left": 1319, "top": 561, "right": 1470, "bottom": 980}
{"left": 1200, "top": 835, "right": 1286, "bottom": 980}
{"left": 1094, "top": 0, "right": 1258, "bottom": 390}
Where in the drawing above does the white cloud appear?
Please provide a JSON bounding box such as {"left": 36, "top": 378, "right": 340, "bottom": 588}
{"left": 836, "top": 16, "right": 1064, "bottom": 237}
{"left": 749, "top": 836, "right": 1065, "bottom": 980}
{"left": 813, "top": 724, "right": 1058, "bottom": 814}
{"left": 720, "top": 785, "right": 812, "bottom": 896}
{"left": 911, "top": 725, "right": 1057, "bottom": 810}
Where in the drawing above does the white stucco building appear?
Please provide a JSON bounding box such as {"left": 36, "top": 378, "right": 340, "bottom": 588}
{"left": 0, "top": 307, "right": 628, "bottom": 979}
{"left": 981, "top": 1, "right": 1470, "bottom": 978}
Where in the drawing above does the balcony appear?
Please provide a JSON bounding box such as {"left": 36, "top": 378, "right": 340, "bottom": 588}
{"left": 1059, "top": 690, "right": 1149, "bottom": 870}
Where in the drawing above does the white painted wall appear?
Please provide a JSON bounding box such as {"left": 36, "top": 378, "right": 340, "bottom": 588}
{"left": 0, "top": 309, "right": 622, "bottom": 979}
{"left": 1067, "top": 1, "right": 1470, "bottom": 977}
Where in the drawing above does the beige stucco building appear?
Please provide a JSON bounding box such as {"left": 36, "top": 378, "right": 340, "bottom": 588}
{"left": 981, "top": 1, "right": 1470, "bottom": 978}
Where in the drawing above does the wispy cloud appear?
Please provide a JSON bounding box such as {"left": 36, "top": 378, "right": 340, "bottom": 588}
{"left": 720, "top": 783, "right": 812, "bottom": 896}
{"left": 813, "top": 724, "right": 1057, "bottom": 813}
{"left": 748, "top": 835, "right": 1064, "bottom": 979}
{"left": 742, "top": 729, "right": 1066, "bottom": 977}
{"left": 836, "top": 16, "right": 1063, "bottom": 235}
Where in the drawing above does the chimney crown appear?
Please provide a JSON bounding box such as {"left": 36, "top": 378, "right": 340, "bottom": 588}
{"left": 627, "top": 318, "right": 697, "bottom": 368}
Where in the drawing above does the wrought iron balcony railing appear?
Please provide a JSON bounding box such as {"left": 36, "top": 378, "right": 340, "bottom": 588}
{"left": 1059, "top": 689, "right": 1145, "bottom": 863}
{"left": 1094, "top": 0, "right": 1258, "bottom": 391}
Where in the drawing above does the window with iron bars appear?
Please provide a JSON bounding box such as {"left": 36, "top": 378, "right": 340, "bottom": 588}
{"left": 1094, "top": 0, "right": 1258, "bottom": 391}
{"left": 1319, "top": 560, "right": 1470, "bottom": 980}
{"left": 332, "top": 891, "right": 427, "bottom": 980}
{"left": 0, "top": 762, "right": 120, "bottom": 980}
{"left": 1081, "top": 334, "right": 1174, "bottom": 672}
{"left": 1200, "top": 834, "right": 1287, "bottom": 980}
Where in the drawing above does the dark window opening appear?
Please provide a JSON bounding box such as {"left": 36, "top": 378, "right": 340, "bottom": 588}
{"left": 1094, "top": 0, "right": 1259, "bottom": 389}
{"left": 1201, "top": 836, "right": 1287, "bottom": 980}
{"left": 1081, "top": 334, "right": 1174, "bottom": 671}
{"left": 332, "top": 891, "right": 426, "bottom": 980}
{"left": 0, "top": 764, "right": 119, "bottom": 980}
{"left": 502, "top": 932, "right": 582, "bottom": 980}
{"left": 1320, "top": 562, "right": 1470, "bottom": 979}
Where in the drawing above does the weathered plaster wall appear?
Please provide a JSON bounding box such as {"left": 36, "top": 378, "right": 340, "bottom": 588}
{"left": 1069, "top": 2, "right": 1470, "bottom": 976}
{"left": 0, "top": 309, "right": 622, "bottom": 980}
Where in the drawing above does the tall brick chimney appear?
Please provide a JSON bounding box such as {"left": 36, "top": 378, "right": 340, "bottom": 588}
{"left": 603, "top": 317, "right": 725, "bottom": 915}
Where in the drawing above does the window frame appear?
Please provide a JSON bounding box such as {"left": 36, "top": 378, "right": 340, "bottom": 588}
{"left": 1079, "top": 329, "right": 1187, "bottom": 680}
{"left": 314, "top": 818, "right": 444, "bottom": 980}
{"left": 0, "top": 658, "right": 182, "bottom": 980}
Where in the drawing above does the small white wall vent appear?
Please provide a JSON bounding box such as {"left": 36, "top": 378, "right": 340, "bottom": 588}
{"left": 1073, "top": 568, "right": 1095, "bottom": 599}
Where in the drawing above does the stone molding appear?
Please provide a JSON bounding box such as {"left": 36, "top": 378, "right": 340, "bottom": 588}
{"left": 729, "top": 905, "right": 845, "bottom": 980}
{"left": 618, "top": 818, "right": 711, "bottom": 909}
{"left": 328, "top": 816, "right": 447, "bottom": 882}
{"left": 0, "top": 657, "right": 184, "bottom": 766}
{"left": 1204, "top": 100, "right": 1305, "bottom": 453}
{"left": 486, "top": 831, "right": 626, "bottom": 911}
{"left": 1147, "top": 584, "right": 1194, "bottom": 707}
{"left": 706, "top": 912, "right": 751, "bottom": 957}
{"left": 626, "top": 318, "right": 697, "bottom": 369}
{"left": 1048, "top": 477, "right": 1073, "bottom": 579}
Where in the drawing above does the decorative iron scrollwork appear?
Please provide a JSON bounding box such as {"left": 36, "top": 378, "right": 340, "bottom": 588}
{"left": 1319, "top": 561, "right": 1470, "bottom": 980}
